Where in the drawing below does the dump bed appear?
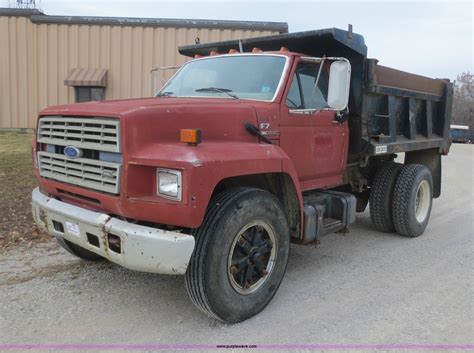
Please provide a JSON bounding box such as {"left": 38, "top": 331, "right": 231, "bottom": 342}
{"left": 179, "top": 28, "right": 453, "bottom": 162}
{"left": 362, "top": 59, "right": 452, "bottom": 159}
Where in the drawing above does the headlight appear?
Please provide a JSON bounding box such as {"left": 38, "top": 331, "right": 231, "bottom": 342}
{"left": 156, "top": 168, "right": 182, "bottom": 201}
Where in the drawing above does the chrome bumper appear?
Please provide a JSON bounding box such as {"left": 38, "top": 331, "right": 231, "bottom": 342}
{"left": 31, "top": 187, "right": 195, "bottom": 275}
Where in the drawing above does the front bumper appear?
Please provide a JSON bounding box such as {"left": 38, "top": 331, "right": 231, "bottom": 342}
{"left": 31, "top": 187, "right": 195, "bottom": 275}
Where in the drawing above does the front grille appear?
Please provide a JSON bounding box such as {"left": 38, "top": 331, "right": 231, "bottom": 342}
{"left": 37, "top": 116, "right": 121, "bottom": 153}
{"left": 38, "top": 151, "right": 121, "bottom": 194}
{"left": 37, "top": 116, "right": 122, "bottom": 194}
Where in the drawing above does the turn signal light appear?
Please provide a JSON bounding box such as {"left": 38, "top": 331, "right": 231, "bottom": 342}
{"left": 180, "top": 129, "right": 202, "bottom": 145}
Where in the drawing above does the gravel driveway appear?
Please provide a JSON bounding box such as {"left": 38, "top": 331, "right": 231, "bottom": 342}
{"left": 0, "top": 144, "right": 472, "bottom": 352}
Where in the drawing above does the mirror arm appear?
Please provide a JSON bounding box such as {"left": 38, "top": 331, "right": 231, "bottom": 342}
{"left": 151, "top": 65, "right": 183, "bottom": 97}
{"left": 311, "top": 56, "right": 326, "bottom": 98}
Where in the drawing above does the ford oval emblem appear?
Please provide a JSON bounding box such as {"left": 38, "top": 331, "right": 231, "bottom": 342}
{"left": 64, "top": 146, "right": 83, "bottom": 159}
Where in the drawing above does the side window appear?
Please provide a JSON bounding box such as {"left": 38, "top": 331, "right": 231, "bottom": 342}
{"left": 286, "top": 61, "right": 329, "bottom": 110}
{"left": 286, "top": 74, "right": 302, "bottom": 108}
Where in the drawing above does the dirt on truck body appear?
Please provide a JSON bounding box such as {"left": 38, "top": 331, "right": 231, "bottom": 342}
{"left": 31, "top": 27, "right": 452, "bottom": 323}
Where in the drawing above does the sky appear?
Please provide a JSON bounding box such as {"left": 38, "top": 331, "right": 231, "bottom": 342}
{"left": 2, "top": 0, "right": 472, "bottom": 80}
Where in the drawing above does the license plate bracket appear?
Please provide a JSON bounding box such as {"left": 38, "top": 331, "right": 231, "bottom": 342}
{"left": 65, "top": 221, "right": 81, "bottom": 238}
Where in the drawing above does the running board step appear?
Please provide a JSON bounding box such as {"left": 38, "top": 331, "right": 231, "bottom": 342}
{"left": 302, "top": 190, "right": 356, "bottom": 243}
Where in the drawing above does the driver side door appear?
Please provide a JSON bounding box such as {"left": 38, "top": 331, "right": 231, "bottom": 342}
{"left": 279, "top": 58, "right": 349, "bottom": 190}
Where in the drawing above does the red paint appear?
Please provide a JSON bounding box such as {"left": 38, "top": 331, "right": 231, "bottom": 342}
{"left": 34, "top": 53, "right": 350, "bottom": 235}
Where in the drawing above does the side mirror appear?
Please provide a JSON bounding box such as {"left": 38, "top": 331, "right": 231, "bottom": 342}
{"left": 327, "top": 60, "right": 351, "bottom": 111}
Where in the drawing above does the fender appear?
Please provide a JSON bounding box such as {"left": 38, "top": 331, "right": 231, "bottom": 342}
{"left": 128, "top": 141, "right": 304, "bottom": 230}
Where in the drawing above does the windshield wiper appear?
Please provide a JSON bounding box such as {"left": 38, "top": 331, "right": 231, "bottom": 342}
{"left": 195, "top": 87, "right": 239, "bottom": 99}
{"left": 156, "top": 91, "right": 174, "bottom": 97}
{"left": 244, "top": 122, "right": 273, "bottom": 144}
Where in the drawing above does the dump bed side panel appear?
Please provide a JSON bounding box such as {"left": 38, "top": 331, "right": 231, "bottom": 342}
{"left": 360, "top": 59, "right": 452, "bottom": 161}
{"left": 373, "top": 64, "right": 445, "bottom": 96}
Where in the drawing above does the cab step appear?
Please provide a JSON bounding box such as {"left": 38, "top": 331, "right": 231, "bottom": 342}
{"left": 302, "top": 190, "right": 356, "bottom": 243}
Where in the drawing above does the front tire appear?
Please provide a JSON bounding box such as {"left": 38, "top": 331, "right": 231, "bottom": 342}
{"left": 392, "top": 164, "right": 433, "bottom": 237}
{"left": 185, "top": 187, "right": 290, "bottom": 323}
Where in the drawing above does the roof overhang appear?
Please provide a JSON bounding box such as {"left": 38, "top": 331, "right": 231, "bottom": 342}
{"left": 0, "top": 8, "right": 43, "bottom": 17}
{"left": 30, "top": 14, "right": 288, "bottom": 32}
{"left": 0, "top": 8, "right": 288, "bottom": 33}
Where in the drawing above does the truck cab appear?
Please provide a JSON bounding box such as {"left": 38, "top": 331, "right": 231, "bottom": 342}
{"left": 32, "top": 28, "right": 452, "bottom": 323}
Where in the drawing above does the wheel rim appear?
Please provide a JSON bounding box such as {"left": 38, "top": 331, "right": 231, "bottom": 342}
{"left": 227, "top": 220, "right": 277, "bottom": 295}
{"left": 414, "top": 180, "right": 431, "bottom": 223}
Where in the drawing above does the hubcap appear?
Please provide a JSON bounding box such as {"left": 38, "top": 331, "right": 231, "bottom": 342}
{"left": 415, "top": 180, "right": 431, "bottom": 223}
{"left": 228, "top": 220, "right": 276, "bottom": 295}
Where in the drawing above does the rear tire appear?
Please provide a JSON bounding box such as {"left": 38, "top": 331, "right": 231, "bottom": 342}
{"left": 369, "top": 162, "right": 403, "bottom": 232}
{"left": 56, "top": 237, "right": 103, "bottom": 261}
{"left": 392, "top": 164, "right": 433, "bottom": 237}
{"left": 185, "top": 187, "right": 290, "bottom": 323}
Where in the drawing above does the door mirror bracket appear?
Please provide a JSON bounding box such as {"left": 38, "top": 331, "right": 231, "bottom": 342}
{"left": 334, "top": 109, "right": 349, "bottom": 124}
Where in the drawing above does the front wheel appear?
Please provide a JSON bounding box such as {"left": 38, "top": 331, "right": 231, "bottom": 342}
{"left": 392, "top": 164, "right": 433, "bottom": 237}
{"left": 185, "top": 187, "right": 290, "bottom": 323}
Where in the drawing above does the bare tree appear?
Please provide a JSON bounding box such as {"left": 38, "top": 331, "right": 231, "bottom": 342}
{"left": 452, "top": 72, "right": 473, "bottom": 128}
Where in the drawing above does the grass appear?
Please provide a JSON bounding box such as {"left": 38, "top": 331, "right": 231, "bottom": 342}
{"left": 0, "top": 133, "right": 48, "bottom": 249}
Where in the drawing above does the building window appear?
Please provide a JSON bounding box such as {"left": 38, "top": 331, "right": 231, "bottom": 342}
{"left": 64, "top": 68, "right": 108, "bottom": 103}
{"left": 75, "top": 87, "right": 106, "bottom": 103}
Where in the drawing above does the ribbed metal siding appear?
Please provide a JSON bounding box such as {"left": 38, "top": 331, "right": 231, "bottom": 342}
{"left": 0, "top": 15, "right": 279, "bottom": 129}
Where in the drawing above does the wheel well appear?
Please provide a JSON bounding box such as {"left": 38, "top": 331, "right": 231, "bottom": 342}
{"left": 211, "top": 173, "right": 301, "bottom": 239}
{"left": 364, "top": 149, "right": 442, "bottom": 199}
{"left": 404, "top": 148, "right": 442, "bottom": 198}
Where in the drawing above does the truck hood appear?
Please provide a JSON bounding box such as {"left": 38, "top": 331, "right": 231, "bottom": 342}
{"left": 39, "top": 97, "right": 254, "bottom": 117}
{"left": 38, "top": 97, "right": 264, "bottom": 149}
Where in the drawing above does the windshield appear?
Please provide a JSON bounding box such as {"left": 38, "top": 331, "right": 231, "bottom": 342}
{"left": 158, "top": 55, "right": 287, "bottom": 101}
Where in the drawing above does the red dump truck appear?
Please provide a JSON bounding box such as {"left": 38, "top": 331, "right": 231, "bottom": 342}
{"left": 32, "top": 28, "right": 452, "bottom": 323}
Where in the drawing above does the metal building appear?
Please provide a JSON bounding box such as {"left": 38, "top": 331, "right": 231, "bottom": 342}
{"left": 0, "top": 8, "right": 288, "bottom": 129}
